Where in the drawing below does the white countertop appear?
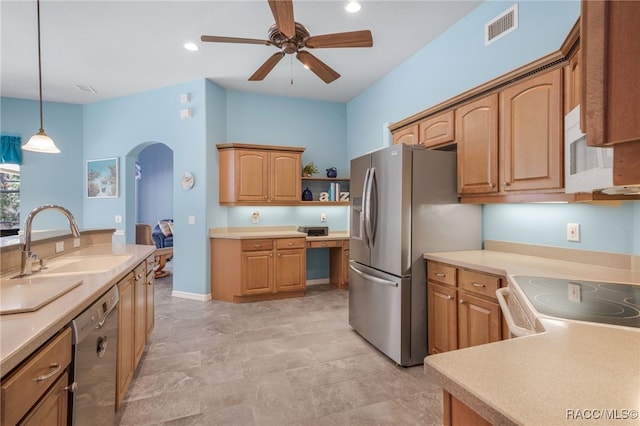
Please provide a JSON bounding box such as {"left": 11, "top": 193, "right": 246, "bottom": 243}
{"left": 0, "top": 243, "right": 155, "bottom": 374}
{"left": 422, "top": 249, "right": 640, "bottom": 425}
{"left": 210, "top": 226, "right": 349, "bottom": 241}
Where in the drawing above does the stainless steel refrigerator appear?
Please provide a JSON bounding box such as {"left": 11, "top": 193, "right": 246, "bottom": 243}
{"left": 349, "top": 144, "right": 481, "bottom": 366}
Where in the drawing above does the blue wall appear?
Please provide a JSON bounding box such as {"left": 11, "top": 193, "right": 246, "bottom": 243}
{"left": 0, "top": 97, "right": 84, "bottom": 230}
{"left": 136, "top": 143, "right": 173, "bottom": 226}
{"left": 346, "top": 0, "right": 639, "bottom": 255}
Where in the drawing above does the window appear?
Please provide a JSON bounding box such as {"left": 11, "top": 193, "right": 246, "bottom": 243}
{"left": 0, "top": 165, "right": 20, "bottom": 235}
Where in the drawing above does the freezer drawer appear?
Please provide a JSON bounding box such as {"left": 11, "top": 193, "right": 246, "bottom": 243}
{"left": 348, "top": 261, "right": 411, "bottom": 365}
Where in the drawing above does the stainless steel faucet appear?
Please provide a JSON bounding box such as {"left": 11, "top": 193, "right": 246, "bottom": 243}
{"left": 20, "top": 204, "right": 81, "bottom": 276}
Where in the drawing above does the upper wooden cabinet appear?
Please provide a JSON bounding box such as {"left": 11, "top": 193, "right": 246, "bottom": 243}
{"left": 564, "top": 47, "right": 581, "bottom": 113}
{"left": 392, "top": 124, "right": 419, "bottom": 145}
{"left": 456, "top": 94, "right": 499, "bottom": 195}
{"left": 581, "top": 0, "right": 640, "bottom": 147}
{"left": 500, "top": 68, "right": 563, "bottom": 192}
{"left": 419, "top": 110, "right": 455, "bottom": 148}
{"left": 217, "top": 143, "right": 304, "bottom": 205}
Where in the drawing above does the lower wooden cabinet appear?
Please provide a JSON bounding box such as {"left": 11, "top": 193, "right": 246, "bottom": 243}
{"left": 212, "top": 237, "right": 306, "bottom": 302}
{"left": 443, "top": 391, "right": 492, "bottom": 426}
{"left": 21, "top": 371, "right": 69, "bottom": 426}
{"left": 427, "top": 260, "right": 503, "bottom": 355}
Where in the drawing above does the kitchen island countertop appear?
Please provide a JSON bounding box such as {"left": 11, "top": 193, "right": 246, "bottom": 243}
{"left": 422, "top": 248, "right": 640, "bottom": 425}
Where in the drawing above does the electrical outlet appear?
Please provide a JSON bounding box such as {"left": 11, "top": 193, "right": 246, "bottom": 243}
{"left": 73, "top": 238, "right": 81, "bottom": 248}
{"left": 252, "top": 210, "right": 260, "bottom": 224}
{"left": 115, "top": 215, "right": 123, "bottom": 223}
{"left": 188, "top": 216, "right": 196, "bottom": 225}
{"left": 55, "top": 241, "right": 64, "bottom": 253}
{"left": 568, "top": 282, "right": 582, "bottom": 302}
{"left": 567, "top": 223, "right": 580, "bottom": 242}
{"left": 320, "top": 213, "right": 327, "bottom": 223}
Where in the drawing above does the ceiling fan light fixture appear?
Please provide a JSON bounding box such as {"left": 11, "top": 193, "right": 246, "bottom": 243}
{"left": 23, "top": 130, "right": 60, "bottom": 153}
{"left": 24, "top": 0, "right": 61, "bottom": 154}
{"left": 345, "top": 1, "right": 362, "bottom": 13}
{"left": 183, "top": 42, "right": 199, "bottom": 51}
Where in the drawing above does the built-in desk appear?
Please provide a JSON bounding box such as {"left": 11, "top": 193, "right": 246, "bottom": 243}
{"left": 305, "top": 234, "right": 349, "bottom": 289}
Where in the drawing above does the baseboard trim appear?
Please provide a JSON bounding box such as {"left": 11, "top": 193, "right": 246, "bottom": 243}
{"left": 306, "top": 278, "right": 330, "bottom": 286}
{"left": 171, "top": 290, "right": 212, "bottom": 301}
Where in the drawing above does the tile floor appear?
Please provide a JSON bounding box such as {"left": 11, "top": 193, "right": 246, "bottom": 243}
{"left": 116, "top": 266, "right": 443, "bottom": 425}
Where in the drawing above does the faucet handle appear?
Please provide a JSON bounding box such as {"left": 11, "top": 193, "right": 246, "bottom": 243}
{"left": 30, "top": 253, "right": 42, "bottom": 272}
{"left": 39, "top": 257, "right": 48, "bottom": 270}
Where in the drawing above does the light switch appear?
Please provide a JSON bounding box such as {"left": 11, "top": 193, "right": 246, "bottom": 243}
{"left": 188, "top": 216, "right": 196, "bottom": 225}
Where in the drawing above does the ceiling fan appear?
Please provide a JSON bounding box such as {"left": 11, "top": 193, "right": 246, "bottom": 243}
{"left": 200, "top": 0, "right": 373, "bottom": 84}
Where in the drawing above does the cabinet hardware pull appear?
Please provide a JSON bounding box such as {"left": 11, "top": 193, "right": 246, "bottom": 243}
{"left": 254, "top": 244, "right": 262, "bottom": 248}
{"left": 489, "top": 182, "right": 495, "bottom": 188}
{"left": 503, "top": 181, "right": 512, "bottom": 187}
{"left": 278, "top": 253, "right": 281, "bottom": 257}
{"left": 435, "top": 272, "right": 445, "bottom": 277}
{"left": 471, "top": 282, "right": 486, "bottom": 288}
{"left": 287, "top": 243, "right": 294, "bottom": 246}
{"left": 459, "top": 299, "right": 465, "bottom": 304}
{"left": 35, "top": 363, "right": 61, "bottom": 382}
{"left": 446, "top": 295, "right": 453, "bottom": 300}
{"left": 65, "top": 382, "right": 78, "bottom": 393}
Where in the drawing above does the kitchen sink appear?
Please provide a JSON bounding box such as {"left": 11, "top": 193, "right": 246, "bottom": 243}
{"left": 10, "top": 254, "right": 132, "bottom": 279}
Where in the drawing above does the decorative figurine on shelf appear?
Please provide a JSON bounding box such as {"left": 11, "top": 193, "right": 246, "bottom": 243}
{"left": 326, "top": 167, "right": 337, "bottom": 178}
{"left": 302, "top": 162, "right": 318, "bottom": 177}
{"left": 302, "top": 187, "right": 313, "bottom": 201}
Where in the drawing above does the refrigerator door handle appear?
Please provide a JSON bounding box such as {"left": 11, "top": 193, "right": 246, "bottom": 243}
{"left": 349, "top": 264, "right": 398, "bottom": 287}
{"left": 362, "top": 167, "right": 372, "bottom": 247}
{"left": 364, "top": 167, "right": 375, "bottom": 248}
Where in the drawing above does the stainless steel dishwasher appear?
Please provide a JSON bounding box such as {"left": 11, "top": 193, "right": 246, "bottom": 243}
{"left": 70, "top": 285, "right": 119, "bottom": 426}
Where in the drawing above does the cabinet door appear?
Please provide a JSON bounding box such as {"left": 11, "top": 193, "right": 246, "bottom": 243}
{"left": 581, "top": 0, "right": 640, "bottom": 147}
{"left": 236, "top": 150, "right": 269, "bottom": 201}
{"left": 21, "top": 372, "right": 69, "bottom": 426}
{"left": 427, "top": 282, "right": 457, "bottom": 354}
{"left": 146, "top": 272, "right": 155, "bottom": 340}
{"left": 457, "top": 291, "right": 501, "bottom": 350}
{"left": 134, "top": 264, "right": 147, "bottom": 368}
{"left": 456, "top": 94, "right": 499, "bottom": 194}
{"left": 117, "top": 273, "right": 135, "bottom": 410}
{"left": 274, "top": 248, "right": 306, "bottom": 292}
{"left": 501, "top": 68, "right": 563, "bottom": 192}
{"left": 419, "top": 110, "right": 455, "bottom": 148}
{"left": 392, "top": 124, "right": 419, "bottom": 145}
{"left": 270, "top": 151, "right": 301, "bottom": 201}
{"left": 242, "top": 250, "right": 273, "bottom": 294}
{"left": 564, "top": 48, "right": 580, "bottom": 113}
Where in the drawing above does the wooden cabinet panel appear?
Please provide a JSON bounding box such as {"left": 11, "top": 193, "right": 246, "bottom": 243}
{"left": 21, "top": 371, "right": 69, "bottom": 426}
{"left": 428, "top": 282, "right": 458, "bottom": 354}
{"left": 445, "top": 391, "right": 492, "bottom": 426}
{"left": 236, "top": 150, "right": 269, "bottom": 201}
{"left": 117, "top": 272, "right": 134, "bottom": 410}
{"left": 275, "top": 248, "right": 306, "bottom": 292}
{"left": 458, "top": 269, "right": 501, "bottom": 299}
{"left": 134, "top": 263, "right": 147, "bottom": 368}
{"left": 276, "top": 238, "right": 306, "bottom": 250}
{"left": 392, "top": 124, "right": 419, "bottom": 145}
{"left": 419, "top": 110, "right": 455, "bottom": 148}
{"left": 456, "top": 94, "right": 499, "bottom": 194}
{"left": 146, "top": 256, "right": 155, "bottom": 341}
{"left": 427, "top": 261, "right": 457, "bottom": 287}
{"left": 457, "top": 291, "right": 502, "bottom": 350}
{"left": 501, "top": 68, "right": 563, "bottom": 192}
{"left": 242, "top": 250, "right": 274, "bottom": 295}
{"left": 242, "top": 239, "right": 273, "bottom": 251}
{"left": 582, "top": 0, "right": 640, "bottom": 148}
{"left": 564, "top": 47, "right": 581, "bottom": 113}
{"left": 271, "top": 152, "right": 301, "bottom": 201}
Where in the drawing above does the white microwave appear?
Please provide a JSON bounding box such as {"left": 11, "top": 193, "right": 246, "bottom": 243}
{"left": 564, "top": 105, "right": 613, "bottom": 193}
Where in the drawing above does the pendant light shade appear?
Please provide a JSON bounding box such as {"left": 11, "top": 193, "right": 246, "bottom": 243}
{"left": 23, "top": 0, "right": 60, "bottom": 154}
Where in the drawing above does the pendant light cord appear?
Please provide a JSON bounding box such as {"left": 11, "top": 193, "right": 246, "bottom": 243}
{"left": 36, "top": 0, "right": 44, "bottom": 133}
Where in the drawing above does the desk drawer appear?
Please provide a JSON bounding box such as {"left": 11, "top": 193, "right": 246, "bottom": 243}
{"left": 1, "top": 327, "right": 72, "bottom": 426}
{"left": 242, "top": 239, "right": 274, "bottom": 251}
{"left": 308, "top": 240, "right": 340, "bottom": 248}
{"left": 276, "top": 238, "right": 306, "bottom": 250}
{"left": 459, "top": 269, "right": 501, "bottom": 299}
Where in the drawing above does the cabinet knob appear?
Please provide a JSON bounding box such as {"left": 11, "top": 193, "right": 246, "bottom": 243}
{"left": 278, "top": 253, "right": 281, "bottom": 257}
{"left": 446, "top": 295, "right": 453, "bottom": 300}
{"left": 503, "top": 181, "right": 512, "bottom": 187}
{"left": 459, "top": 299, "right": 466, "bottom": 304}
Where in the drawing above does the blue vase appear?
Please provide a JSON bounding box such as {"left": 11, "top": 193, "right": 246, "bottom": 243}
{"left": 302, "top": 187, "right": 313, "bottom": 201}
{"left": 326, "top": 167, "right": 337, "bottom": 178}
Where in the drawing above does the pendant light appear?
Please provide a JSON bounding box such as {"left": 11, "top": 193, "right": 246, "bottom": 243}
{"left": 22, "top": 0, "right": 60, "bottom": 154}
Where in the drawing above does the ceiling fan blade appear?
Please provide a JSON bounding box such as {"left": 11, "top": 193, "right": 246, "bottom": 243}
{"left": 296, "top": 51, "right": 340, "bottom": 84}
{"left": 201, "top": 35, "right": 272, "bottom": 45}
{"left": 304, "top": 30, "right": 373, "bottom": 49}
{"left": 249, "top": 52, "right": 286, "bottom": 81}
{"left": 268, "top": 0, "right": 295, "bottom": 38}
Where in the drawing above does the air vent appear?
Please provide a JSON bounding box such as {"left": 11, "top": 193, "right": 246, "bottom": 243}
{"left": 485, "top": 4, "right": 518, "bottom": 46}
{"left": 75, "top": 85, "right": 98, "bottom": 95}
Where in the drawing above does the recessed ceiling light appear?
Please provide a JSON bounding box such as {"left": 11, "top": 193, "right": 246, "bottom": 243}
{"left": 183, "top": 42, "right": 199, "bottom": 51}
{"left": 345, "top": 1, "right": 361, "bottom": 13}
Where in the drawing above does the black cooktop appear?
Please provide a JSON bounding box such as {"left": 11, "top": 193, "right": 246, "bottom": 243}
{"left": 513, "top": 276, "right": 640, "bottom": 329}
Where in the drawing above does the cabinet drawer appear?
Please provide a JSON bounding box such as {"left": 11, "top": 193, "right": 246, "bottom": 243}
{"left": 458, "top": 269, "right": 501, "bottom": 299}
{"left": 1, "top": 327, "right": 72, "bottom": 426}
{"left": 276, "top": 238, "right": 306, "bottom": 250}
{"left": 134, "top": 262, "right": 146, "bottom": 281}
{"left": 145, "top": 255, "right": 156, "bottom": 272}
{"left": 427, "top": 261, "right": 456, "bottom": 287}
{"left": 342, "top": 240, "right": 350, "bottom": 250}
{"left": 242, "top": 239, "right": 274, "bottom": 251}
{"left": 308, "top": 240, "right": 340, "bottom": 248}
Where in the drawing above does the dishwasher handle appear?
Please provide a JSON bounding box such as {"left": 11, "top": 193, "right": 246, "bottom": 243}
{"left": 496, "top": 288, "right": 537, "bottom": 338}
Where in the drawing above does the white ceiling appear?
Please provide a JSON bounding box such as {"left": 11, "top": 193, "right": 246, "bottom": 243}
{"left": 1, "top": 0, "right": 482, "bottom": 105}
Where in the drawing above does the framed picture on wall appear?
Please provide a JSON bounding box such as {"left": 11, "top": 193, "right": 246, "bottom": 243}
{"left": 86, "top": 157, "right": 119, "bottom": 198}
